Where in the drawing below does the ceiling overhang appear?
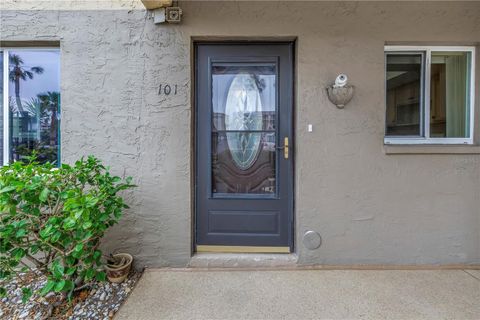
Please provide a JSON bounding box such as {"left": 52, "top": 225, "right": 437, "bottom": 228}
{"left": 141, "top": 0, "right": 173, "bottom": 10}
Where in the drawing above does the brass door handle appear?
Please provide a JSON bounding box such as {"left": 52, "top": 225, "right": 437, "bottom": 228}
{"left": 276, "top": 137, "right": 289, "bottom": 159}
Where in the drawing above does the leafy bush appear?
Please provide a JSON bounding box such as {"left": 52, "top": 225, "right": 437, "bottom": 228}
{"left": 0, "top": 156, "right": 134, "bottom": 302}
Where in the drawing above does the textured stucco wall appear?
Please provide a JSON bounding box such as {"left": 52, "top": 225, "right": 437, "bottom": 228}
{"left": 1, "top": 1, "right": 479, "bottom": 267}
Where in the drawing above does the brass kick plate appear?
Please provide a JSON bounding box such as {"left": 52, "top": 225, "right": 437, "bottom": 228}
{"left": 196, "top": 245, "right": 290, "bottom": 253}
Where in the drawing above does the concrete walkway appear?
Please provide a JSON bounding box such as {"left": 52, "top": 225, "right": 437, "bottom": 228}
{"left": 116, "top": 269, "right": 480, "bottom": 320}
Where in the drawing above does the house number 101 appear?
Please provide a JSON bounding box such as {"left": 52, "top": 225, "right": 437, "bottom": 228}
{"left": 158, "top": 84, "right": 178, "bottom": 95}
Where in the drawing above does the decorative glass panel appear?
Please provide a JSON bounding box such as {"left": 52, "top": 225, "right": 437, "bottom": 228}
{"left": 211, "top": 64, "right": 277, "bottom": 195}
{"left": 386, "top": 54, "right": 422, "bottom": 136}
{"left": 212, "top": 132, "right": 276, "bottom": 194}
{"left": 225, "top": 74, "right": 264, "bottom": 131}
{"left": 8, "top": 50, "right": 60, "bottom": 164}
{"left": 212, "top": 65, "right": 276, "bottom": 131}
{"left": 430, "top": 51, "right": 470, "bottom": 138}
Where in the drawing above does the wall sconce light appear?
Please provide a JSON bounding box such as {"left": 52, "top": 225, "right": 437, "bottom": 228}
{"left": 326, "top": 74, "right": 354, "bottom": 109}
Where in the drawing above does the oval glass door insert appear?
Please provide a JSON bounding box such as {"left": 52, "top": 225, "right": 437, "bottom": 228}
{"left": 225, "top": 73, "right": 263, "bottom": 169}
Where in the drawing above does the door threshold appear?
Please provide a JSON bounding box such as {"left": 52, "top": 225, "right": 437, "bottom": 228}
{"left": 189, "top": 252, "right": 298, "bottom": 268}
{"left": 196, "top": 245, "right": 290, "bottom": 254}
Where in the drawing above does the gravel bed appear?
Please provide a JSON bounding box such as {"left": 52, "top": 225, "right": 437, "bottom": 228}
{"left": 0, "top": 270, "right": 141, "bottom": 320}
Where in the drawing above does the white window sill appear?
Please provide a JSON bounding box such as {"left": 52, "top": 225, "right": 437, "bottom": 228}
{"left": 384, "top": 144, "right": 480, "bottom": 154}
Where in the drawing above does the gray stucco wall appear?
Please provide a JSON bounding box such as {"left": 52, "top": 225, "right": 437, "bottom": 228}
{"left": 1, "top": 1, "right": 479, "bottom": 267}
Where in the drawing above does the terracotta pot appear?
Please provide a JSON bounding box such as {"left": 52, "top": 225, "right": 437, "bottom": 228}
{"left": 105, "top": 253, "right": 133, "bottom": 283}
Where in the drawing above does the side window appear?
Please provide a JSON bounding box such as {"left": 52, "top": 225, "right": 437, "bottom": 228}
{"left": 1, "top": 48, "right": 60, "bottom": 164}
{"left": 385, "top": 53, "right": 423, "bottom": 137}
{"left": 385, "top": 46, "right": 475, "bottom": 145}
{"left": 0, "top": 52, "right": 3, "bottom": 166}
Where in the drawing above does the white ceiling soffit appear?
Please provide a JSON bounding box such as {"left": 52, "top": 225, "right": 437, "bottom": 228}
{"left": 1, "top": 0, "right": 144, "bottom": 10}
{"left": 1, "top": 0, "right": 476, "bottom": 11}
{"left": 141, "top": 0, "right": 172, "bottom": 9}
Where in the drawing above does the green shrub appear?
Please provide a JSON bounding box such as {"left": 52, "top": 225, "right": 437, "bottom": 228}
{"left": 0, "top": 156, "right": 135, "bottom": 302}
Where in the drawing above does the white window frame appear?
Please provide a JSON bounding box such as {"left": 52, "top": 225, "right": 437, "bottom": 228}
{"left": 1, "top": 47, "right": 60, "bottom": 165}
{"left": 384, "top": 46, "right": 475, "bottom": 145}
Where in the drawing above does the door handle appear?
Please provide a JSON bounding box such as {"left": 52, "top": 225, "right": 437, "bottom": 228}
{"left": 276, "top": 137, "right": 289, "bottom": 159}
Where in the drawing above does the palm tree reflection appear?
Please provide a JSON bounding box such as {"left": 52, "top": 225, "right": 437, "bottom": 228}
{"left": 8, "top": 53, "right": 59, "bottom": 164}
{"left": 9, "top": 53, "right": 44, "bottom": 113}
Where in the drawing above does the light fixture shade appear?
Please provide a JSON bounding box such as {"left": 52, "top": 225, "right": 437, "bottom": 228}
{"left": 141, "top": 0, "right": 173, "bottom": 9}
{"left": 326, "top": 86, "right": 354, "bottom": 109}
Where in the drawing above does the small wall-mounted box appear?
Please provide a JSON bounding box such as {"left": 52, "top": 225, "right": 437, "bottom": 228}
{"left": 153, "top": 6, "right": 183, "bottom": 24}
{"left": 165, "top": 7, "right": 182, "bottom": 23}
{"left": 153, "top": 8, "right": 166, "bottom": 24}
{"left": 141, "top": 0, "right": 172, "bottom": 10}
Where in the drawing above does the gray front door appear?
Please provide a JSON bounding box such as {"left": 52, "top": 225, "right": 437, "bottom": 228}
{"left": 195, "top": 42, "right": 294, "bottom": 252}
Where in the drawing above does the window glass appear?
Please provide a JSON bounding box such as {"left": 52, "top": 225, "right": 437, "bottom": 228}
{"left": 386, "top": 54, "right": 423, "bottom": 136}
{"left": 0, "top": 52, "right": 3, "bottom": 166}
{"left": 8, "top": 50, "right": 60, "bottom": 164}
{"left": 211, "top": 64, "right": 277, "bottom": 195}
{"left": 430, "top": 51, "right": 470, "bottom": 138}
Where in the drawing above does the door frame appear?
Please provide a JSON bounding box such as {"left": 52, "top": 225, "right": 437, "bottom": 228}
{"left": 191, "top": 39, "right": 296, "bottom": 254}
